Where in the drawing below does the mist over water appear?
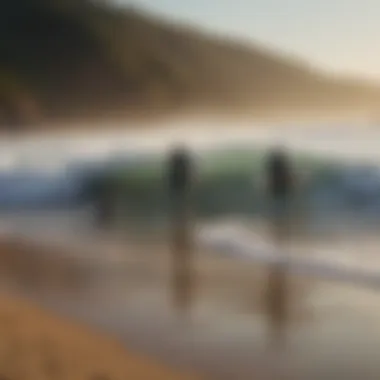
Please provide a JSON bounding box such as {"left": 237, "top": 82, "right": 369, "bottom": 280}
{"left": 1, "top": 118, "right": 380, "bottom": 170}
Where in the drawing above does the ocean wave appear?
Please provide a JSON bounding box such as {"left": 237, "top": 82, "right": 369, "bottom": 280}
{"left": 3, "top": 145, "right": 380, "bottom": 229}
{"left": 82, "top": 146, "right": 380, "bottom": 225}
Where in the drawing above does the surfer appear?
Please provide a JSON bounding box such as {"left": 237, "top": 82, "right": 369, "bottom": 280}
{"left": 167, "top": 144, "right": 195, "bottom": 315}
{"left": 265, "top": 146, "right": 296, "bottom": 241}
{"left": 168, "top": 145, "right": 193, "bottom": 201}
{"left": 266, "top": 147, "right": 294, "bottom": 208}
{"left": 264, "top": 145, "right": 295, "bottom": 348}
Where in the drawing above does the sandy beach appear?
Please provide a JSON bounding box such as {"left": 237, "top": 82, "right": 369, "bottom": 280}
{"left": 2, "top": 224, "right": 380, "bottom": 380}
{"left": 3, "top": 205, "right": 380, "bottom": 378}
{"left": 0, "top": 292, "right": 201, "bottom": 380}
{"left": 0, "top": 230, "right": 312, "bottom": 380}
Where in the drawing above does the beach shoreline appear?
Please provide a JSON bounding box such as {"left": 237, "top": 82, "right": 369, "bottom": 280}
{"left": 0, "top": 222, "right": 380, "bottom": 379}
{"left": 0, "top": 290, "right": 201, "bottom": 380}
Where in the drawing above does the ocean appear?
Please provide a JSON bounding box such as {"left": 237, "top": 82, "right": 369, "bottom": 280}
{"left": 2, "top": 120, "right": 380, "bottom": 237}
{"left": 2, "top": 121, "right": 380, "bottom": 379}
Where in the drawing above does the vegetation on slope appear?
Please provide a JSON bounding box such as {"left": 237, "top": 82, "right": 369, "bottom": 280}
{"left": 1, "top": 0, "right": 379, "bottom": 130}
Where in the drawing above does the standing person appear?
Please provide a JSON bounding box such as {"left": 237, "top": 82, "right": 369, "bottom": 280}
{"left": 263, "top": 145, "right": 295, "bottom": 348}
{"left": 167, "top": 144, "right": 195, "bottom": 315}
{"left": 266, "top": 146, "right": 296, "bottom": 242}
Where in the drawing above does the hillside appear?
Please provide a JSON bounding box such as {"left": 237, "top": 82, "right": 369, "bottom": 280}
{"left": 1, "top": 0, "right": 379, "bottom": 131}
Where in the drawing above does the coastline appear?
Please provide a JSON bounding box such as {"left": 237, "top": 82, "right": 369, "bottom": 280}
{"left": 0, "top": 291, "right": 200, "bottom": 380}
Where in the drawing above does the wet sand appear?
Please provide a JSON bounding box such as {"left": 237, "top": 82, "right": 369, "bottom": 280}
{"left": 0, "top": 292, "right": 200, "bottom": 380}
{"left": 2, "top": 228, "right": 380, "bottom": 380}
{"left": 0, "top": 232, "right": 310, "bottom": 380}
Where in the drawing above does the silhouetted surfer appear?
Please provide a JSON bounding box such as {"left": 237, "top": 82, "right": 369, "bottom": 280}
{"left": 264, "top": 146, "right": 295, "bottom": 348}
{"left": 265, "top": 146, "right": 295, "bottom": 241}
{"left": 266, "top": 146, "right": 294, "bottom": 201}
{"left": 167, "top": 145, "right": 195, "bottom": 315}
{"left": 168, "top": 145, "right": 193, "bottom": 201}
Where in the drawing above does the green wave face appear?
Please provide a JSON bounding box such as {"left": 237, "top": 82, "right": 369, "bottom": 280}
{"left": 90, "top": 146, "right": 349, "bottom": 225}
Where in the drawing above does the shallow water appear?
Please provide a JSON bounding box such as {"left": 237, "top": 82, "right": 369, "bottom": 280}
{"left": 2, "top": 209, "right": 380, "bottom": 379}
{"left": 3, "top": 121, "right": 380, "bottom": 377}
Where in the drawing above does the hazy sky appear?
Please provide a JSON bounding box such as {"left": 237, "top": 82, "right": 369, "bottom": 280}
{"left": 114, "top": 0, "right": 380, "bottom": 80}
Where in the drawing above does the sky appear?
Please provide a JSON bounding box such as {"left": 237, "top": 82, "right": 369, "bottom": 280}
{"left": 113, "top": 0, "right": 380, "bottom": 81}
